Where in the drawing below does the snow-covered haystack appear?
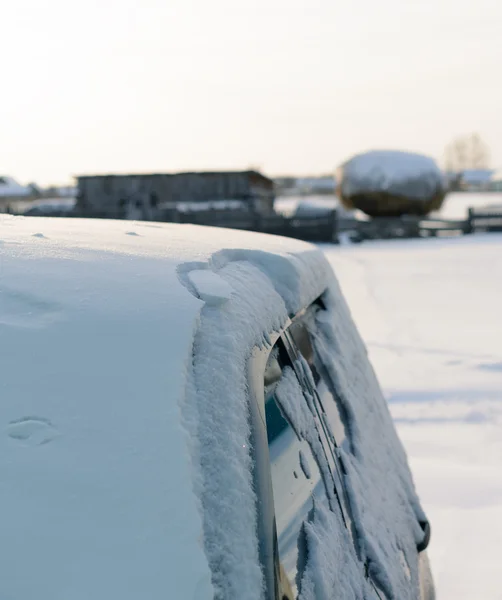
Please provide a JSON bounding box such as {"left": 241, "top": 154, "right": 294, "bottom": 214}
{"left": 336, "top": 150, "right": 446, "bottom": 217}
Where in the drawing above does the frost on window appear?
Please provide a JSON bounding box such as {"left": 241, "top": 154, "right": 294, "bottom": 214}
{"left": 287, "top": 313, "right": 352, "bottom": 453}
{"left": 296, "top": 501, "right": 370, "bottom": 600}
{"left": 306, "top": 289, "right": 429, "bottom": 598}
{"left": 265, "top": 346, "right": 347, "bottom": 598}
{"left": 298, "top": 450, "right": 311, "bottom": 480}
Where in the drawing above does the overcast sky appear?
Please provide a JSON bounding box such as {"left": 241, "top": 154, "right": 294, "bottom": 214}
{"left": 2, "top": 0, "right": 501, "bottom": 185}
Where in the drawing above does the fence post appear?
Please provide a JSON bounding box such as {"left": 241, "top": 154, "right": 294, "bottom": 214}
{"left": 464, "top": 208, "right": 474, "bottom": 234}
{"left": 331, "top": 209, "right": 340, "bottom": 244}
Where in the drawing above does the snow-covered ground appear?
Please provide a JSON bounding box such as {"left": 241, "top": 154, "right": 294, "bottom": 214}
{"left": 323, "top": 233, "right": 502, "bottom": 600}
{"left": 434, "top": 191, "right": 502, "bottom": 219}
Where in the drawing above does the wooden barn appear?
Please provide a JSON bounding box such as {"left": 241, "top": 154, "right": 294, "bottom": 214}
{"left": 76, "top": 171, "right": 275, "bottom": 220}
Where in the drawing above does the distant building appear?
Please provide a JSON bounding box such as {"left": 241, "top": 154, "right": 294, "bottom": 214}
{"left": 490, "top": 170, "right": 502, "bottom": 192}
{"left": 0, "top": 176, "right": 33, "bottom": 213}
{"left": 296, "top": 176, "right": 336, "bottom": 195}
{"left": 459, "top": 169, "right": 494, "bottom": 191}
{"left": 76, "top": 171, "right": 275, "bottom": 220}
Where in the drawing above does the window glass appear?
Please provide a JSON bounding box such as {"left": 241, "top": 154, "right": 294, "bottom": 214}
{"left": 284, "top": 314, "right": 355, "bottom": 546}
{"left": 264, "top": 343, "right": 330, "bottom": 597}
{"left": 315, "top": 363, "right": 348, "bottom": 450}
{"left": 288, "top": 311, "right": 350, "bottom": 452}
{"left": 266, "top": 310, "right": 389, "bottom": 599}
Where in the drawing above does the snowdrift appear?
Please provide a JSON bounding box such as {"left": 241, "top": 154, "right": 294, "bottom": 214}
{"left": 337, "top": 150, "right": 446, "bottom": 217}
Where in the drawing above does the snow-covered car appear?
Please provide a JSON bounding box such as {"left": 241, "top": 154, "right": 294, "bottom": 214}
{"left": 0, "top": 216, "right": 434, "bottom": 600}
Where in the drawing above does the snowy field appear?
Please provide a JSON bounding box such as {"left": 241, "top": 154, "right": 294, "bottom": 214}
{"left": 436, "top": 191, "right": 502, "bottom": 219}
{"left": 323, "top": 233, "right": 502, "bottom": 600}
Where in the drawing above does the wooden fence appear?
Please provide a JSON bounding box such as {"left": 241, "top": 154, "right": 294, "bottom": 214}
{"left": 338, "top": 207, "right": 502, "bottom": 242}
{"left": 172, "top": 208, "right": 339, "bottom": 243}
{"left": 466, "top": 207, "right": 502, "bottom": 233}
{"left": 11, "top": 203, "right": 502, "bottom": 244}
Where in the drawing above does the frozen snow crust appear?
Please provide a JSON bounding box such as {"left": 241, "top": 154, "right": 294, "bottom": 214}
{"left": 1, "top": 216, "right": 426, "bottom": 599}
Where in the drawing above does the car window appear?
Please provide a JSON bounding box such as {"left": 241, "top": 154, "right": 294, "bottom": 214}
{"left": 262, "top": 317, "right": 386, "bottom": 600}
{"left": 285, "top": 307, "right": 389, "bottom": 600}
{"left": 264, "top": 342, "right": 331, "bottom": 598}
{"left": 287, "top": 313, "right": 350, "bottom": 452}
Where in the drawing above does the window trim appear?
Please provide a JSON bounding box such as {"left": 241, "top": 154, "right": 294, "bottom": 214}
{"left": 247, "top": 342, "right": 281, "bottom": 600}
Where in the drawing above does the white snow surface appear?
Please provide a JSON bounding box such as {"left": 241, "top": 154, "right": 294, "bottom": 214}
{"left": 323, "top": 233, "right": 502, "bottom": 600}
{"left": 1, "top": 215, "right": 430, "bottom": 599}
{"left": 186, "top": 269, "right": 234, "bottom": 304}
{"left": 340, "top": 150, "right": 445, "bottom": 200}
{"left": 179, "top": 238, "right": 428, "bottom": 598}
{"left": 0, "top": 216, "right": 327, "bottom": 600}
{"left": 0, "top": 218, "right": 213, "bottom": 599}
{"left": 306, "top": 275, "right": 426, "bottom": 599}
{"left": 299, "top": 501, "right": 374, "bottom": 600}
{"left": 179, "top": 245, "right": 330, "bottom": 599}
{"left": 431, "top": 191, "right": 502, "bottom": 219}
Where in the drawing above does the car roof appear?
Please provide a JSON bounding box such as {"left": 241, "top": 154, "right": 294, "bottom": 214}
{"left": 0, "top": 216, "right": 330, "bottom": 599}
{"left": 1, "top": 215, "right": 327, "bottom": 342}
{"left": 1, "top": 214, "right": 314, "bottom": 260}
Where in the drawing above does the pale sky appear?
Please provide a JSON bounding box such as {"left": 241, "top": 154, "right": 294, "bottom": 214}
{"left": 2, "top": 0, "right": 501, "bottom": 185}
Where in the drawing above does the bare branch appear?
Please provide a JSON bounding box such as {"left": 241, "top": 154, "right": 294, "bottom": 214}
{"left": 444, "top": 133, "right": 490, "bottom": 171}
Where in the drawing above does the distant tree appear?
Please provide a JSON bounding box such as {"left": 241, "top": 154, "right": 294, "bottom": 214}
{"left": 444, "top": 133, "right": 490, "bottom": 172}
